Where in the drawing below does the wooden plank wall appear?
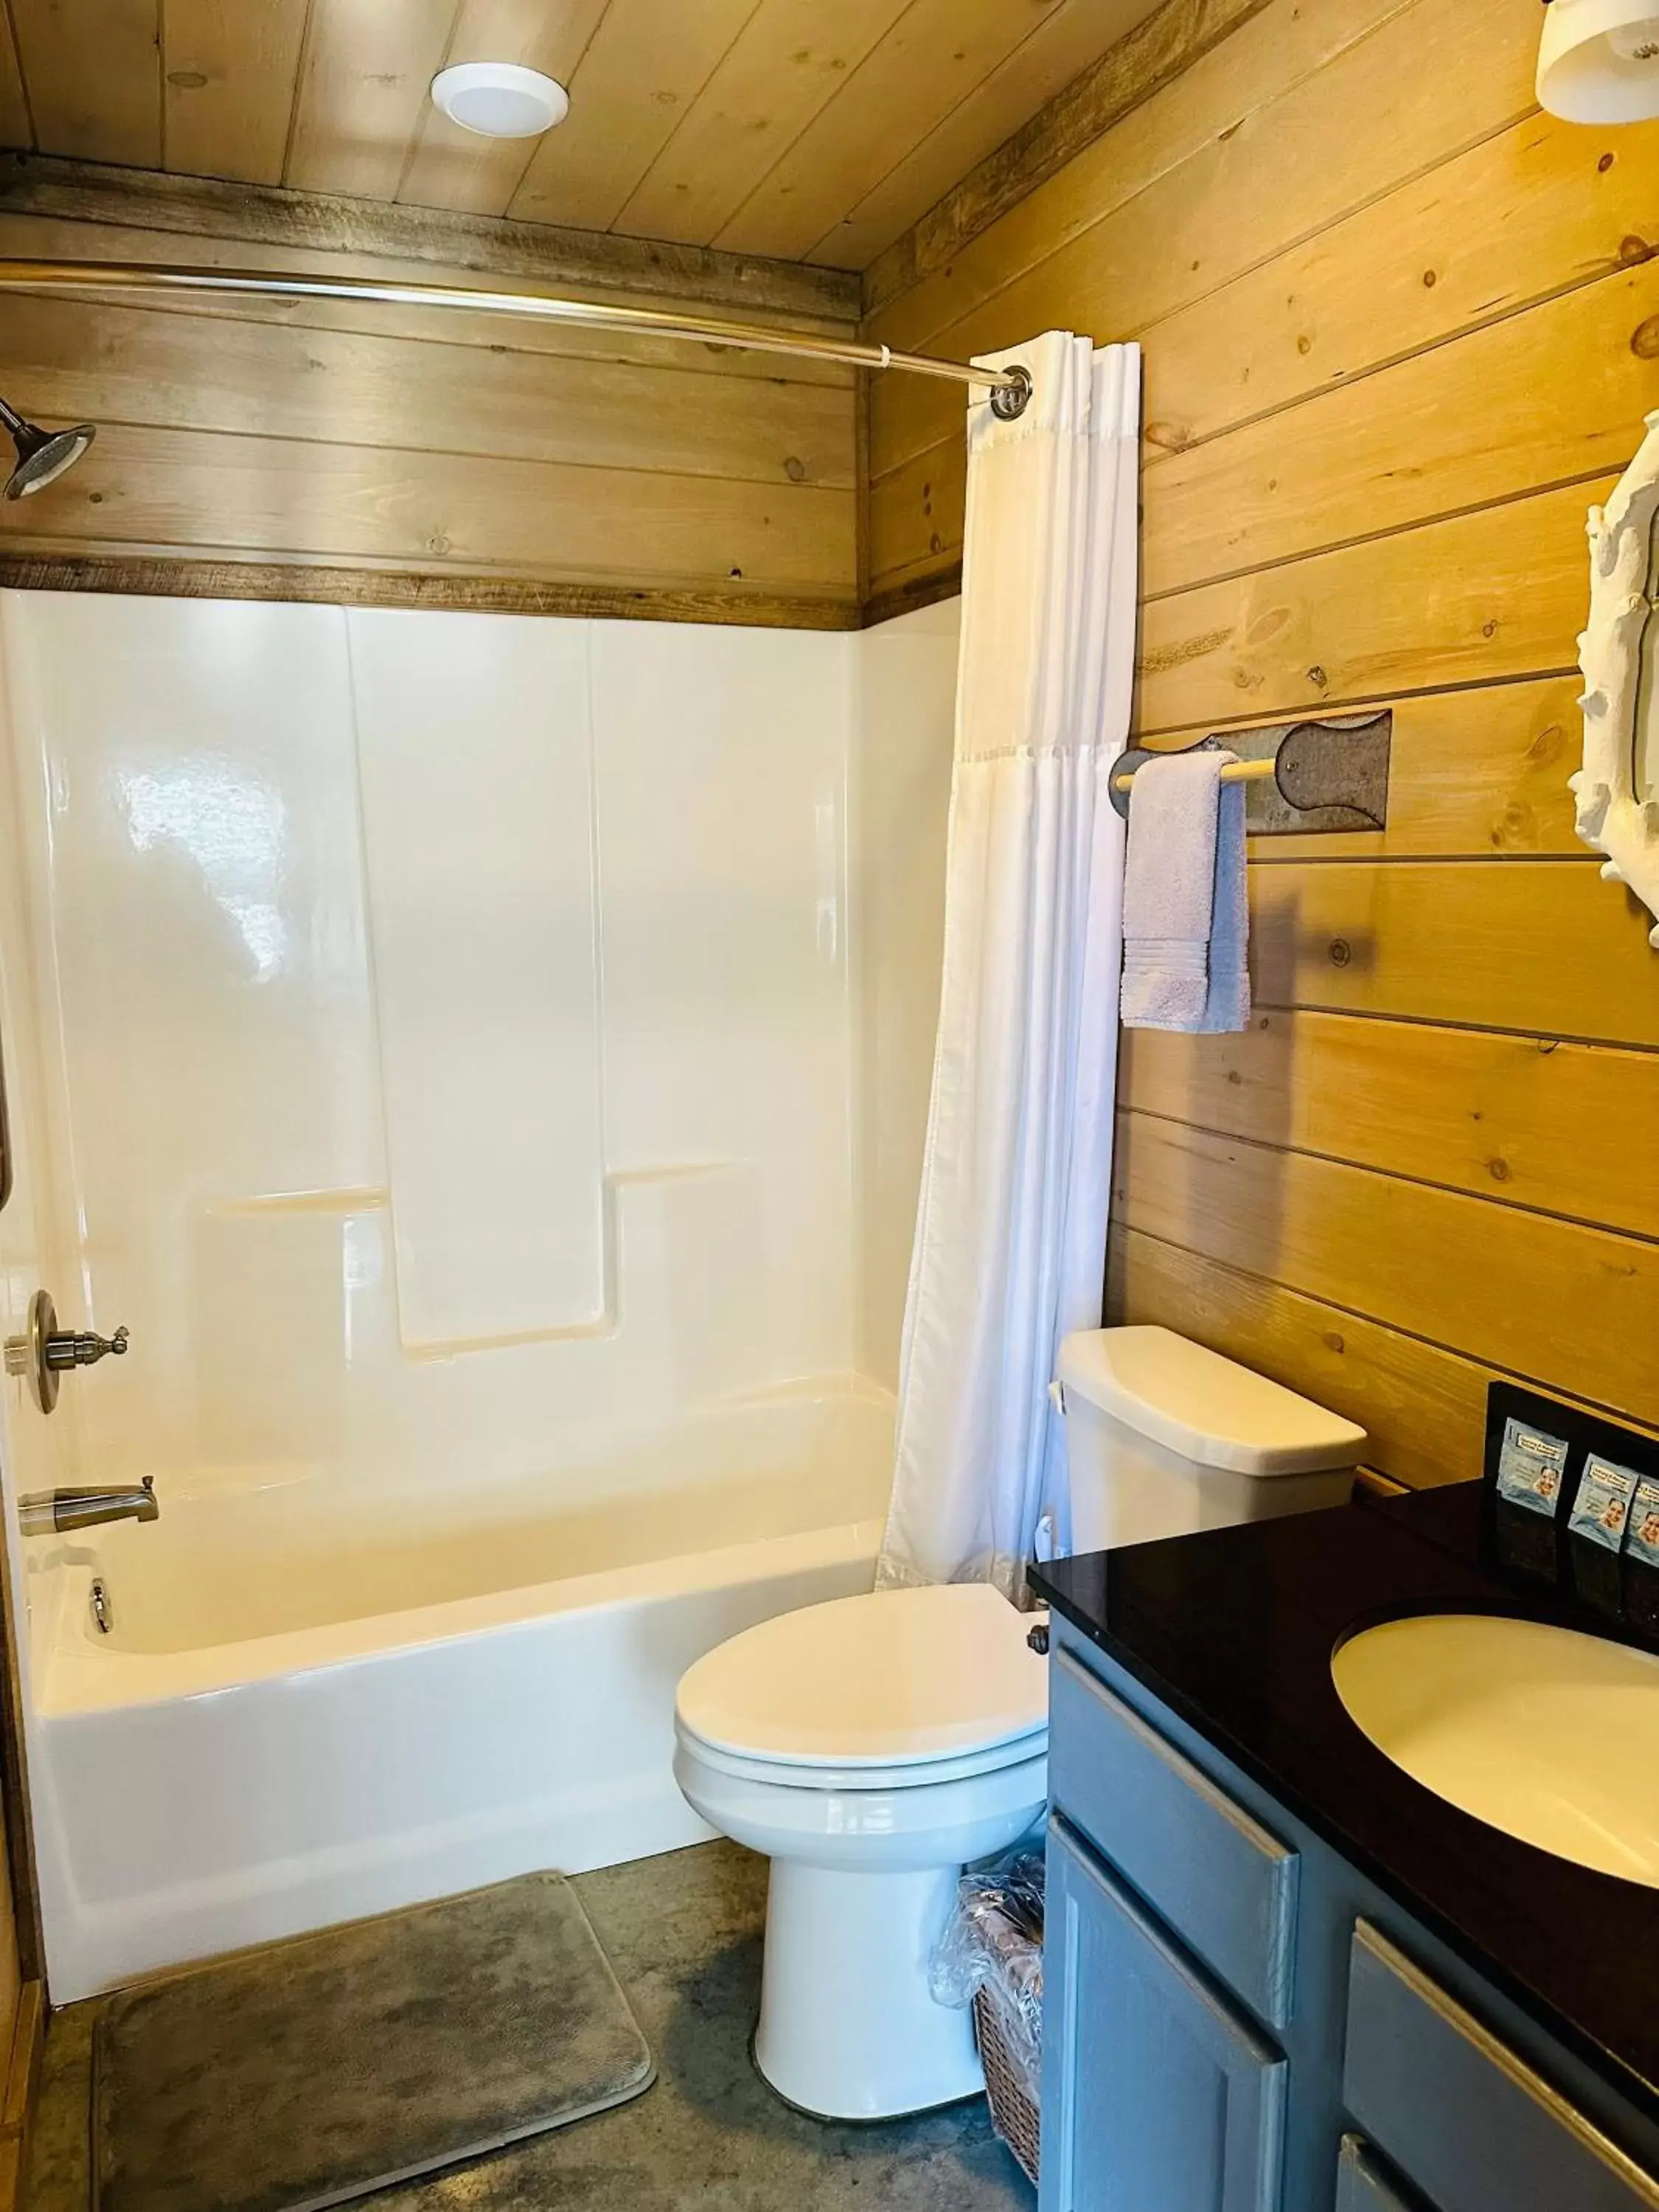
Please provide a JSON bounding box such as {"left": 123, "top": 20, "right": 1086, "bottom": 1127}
{"left": 0, "top": 160, "right": 863, "bottom": 625}
{"left": 866, "top": 0, "right": 1659, "bottom": 1484}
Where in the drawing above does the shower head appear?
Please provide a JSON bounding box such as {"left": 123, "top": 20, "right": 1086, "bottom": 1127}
{"left": 0, "top": 395, "right": 95, "bottom": 499}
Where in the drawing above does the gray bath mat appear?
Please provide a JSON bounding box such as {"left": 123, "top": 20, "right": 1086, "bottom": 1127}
{"left": 92, "top": 1871, "right": 655, "bottom": 2212}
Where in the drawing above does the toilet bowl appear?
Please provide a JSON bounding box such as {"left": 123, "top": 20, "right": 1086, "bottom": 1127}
{"left": 673, "top": 1580, "right": 1046, "bottom": 2121}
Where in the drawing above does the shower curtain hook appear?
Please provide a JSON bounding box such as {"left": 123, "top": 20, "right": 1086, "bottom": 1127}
{"left": 990, "top": 365, "right": 1033, "bottom": 421}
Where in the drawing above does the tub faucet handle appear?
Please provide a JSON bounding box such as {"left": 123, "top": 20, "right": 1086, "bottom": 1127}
{"left": 44, "top": 1321, "right": 128, "bottom": 1371}
{"left": 8, "top": 1290, "right": 131, "bottom": 1413}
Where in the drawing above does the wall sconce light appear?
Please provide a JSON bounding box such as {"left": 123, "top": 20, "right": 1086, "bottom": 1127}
{"left": 1538, "top": 0, "right": 1659, "bottom": 120}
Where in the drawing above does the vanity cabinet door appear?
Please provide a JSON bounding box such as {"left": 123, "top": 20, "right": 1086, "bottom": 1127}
{"left": 1049, "top": 1650, "right": 1298, "bottom": 2028}
{"left": 1041, "top": 1818, "right": 1287, "bottom": 2212}
{"left": 1344, "top": 1922, "right": 1659, "bottom": 2212}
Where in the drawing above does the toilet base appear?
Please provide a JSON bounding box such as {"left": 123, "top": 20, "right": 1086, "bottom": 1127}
{"left": 754, "top": 1858, "right": 984, "bottom": 2121}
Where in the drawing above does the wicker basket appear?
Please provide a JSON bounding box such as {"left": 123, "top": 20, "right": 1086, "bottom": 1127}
{"left": 973, "top": 1988, "right": 1040, "bottom": 2186}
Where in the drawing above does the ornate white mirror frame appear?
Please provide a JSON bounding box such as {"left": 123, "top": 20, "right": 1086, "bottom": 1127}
{"left": 1573, "top": 408, "right": 1659, "bottom": 948}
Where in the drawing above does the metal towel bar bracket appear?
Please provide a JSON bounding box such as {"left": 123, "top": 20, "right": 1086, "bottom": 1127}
{"left": 1109, "top": 710, "right": 1393, "bottom": 834}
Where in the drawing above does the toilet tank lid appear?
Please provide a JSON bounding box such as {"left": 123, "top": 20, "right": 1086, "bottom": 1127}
{"left": 1056, "top": 1325, "right": 1366, "bottom": 1476}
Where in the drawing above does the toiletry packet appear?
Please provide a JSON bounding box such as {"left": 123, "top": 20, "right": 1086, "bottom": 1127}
{"left": 1495, "top": 1417, "right": 1568, "bottom": 1517}
{"left": 1569, "top": 1453, "right": 1638, "bottom": 1551}
{"left": 1625, "top": 1476, "right": 1659, "bottom": 1568}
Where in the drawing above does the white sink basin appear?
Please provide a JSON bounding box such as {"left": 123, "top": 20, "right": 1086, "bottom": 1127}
{"left": 1332, "top": 1613, "right": 1659, "bottom": 1886}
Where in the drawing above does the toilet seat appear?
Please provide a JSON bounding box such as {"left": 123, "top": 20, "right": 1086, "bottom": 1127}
{"left": 675, "top": 1581, "right": 1048, "bottom": 1775}
{"left": 675, "top": 1722, "right": 1046, "bottom": 1796}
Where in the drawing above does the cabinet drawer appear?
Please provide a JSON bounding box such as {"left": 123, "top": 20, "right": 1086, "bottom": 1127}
{"left": 1048, "top": 1648, "right": 1298, "bottom": 2026}
{"left": 1336, "top": 2135, "right": 1428, "bottom": 2212}
{"left": 1344, "top": 1921, "right": 1659, "bottom": 2212}
{"left": 1043, "top": 1817, "right": 1287, "bottom": 2212}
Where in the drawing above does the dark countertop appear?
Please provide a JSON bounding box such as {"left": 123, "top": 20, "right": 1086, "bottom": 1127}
{"left": 1031, "top": 1483, "right": 1659, "bottom": 2125}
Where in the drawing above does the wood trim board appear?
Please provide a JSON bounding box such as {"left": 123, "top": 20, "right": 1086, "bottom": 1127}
{"left": 860, "top": 563, "right": 963, "bottom": 630}
{"left": 0, "top": 153, "right": 863, "bottom": 324}
{"left": 0, "top": 554, "right": 864, "bottom": 629}
{"left": 0, "top": 1980, "right": 43, "bottom": 2212}
{"left": 860, "top": 0, "right": 1276, "bottom": 316}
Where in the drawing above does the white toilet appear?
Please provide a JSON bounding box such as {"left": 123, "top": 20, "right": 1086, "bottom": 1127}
{"left": 674, "top": 1324, "right": 1365, "bottom": 2121}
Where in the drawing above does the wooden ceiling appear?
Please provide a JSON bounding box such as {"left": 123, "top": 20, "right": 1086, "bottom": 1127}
{"left": 0, "top": 0, "right": 1154, "bottom": 272}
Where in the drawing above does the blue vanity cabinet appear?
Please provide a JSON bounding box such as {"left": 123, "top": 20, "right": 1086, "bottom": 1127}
{"left": 1040, "top": 1615, "right": 1659, "bottom": 2212}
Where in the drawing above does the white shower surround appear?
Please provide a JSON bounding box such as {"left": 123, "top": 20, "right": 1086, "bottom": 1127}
{"left": 0, "top": 589, "right": 960, "bottom": 1998}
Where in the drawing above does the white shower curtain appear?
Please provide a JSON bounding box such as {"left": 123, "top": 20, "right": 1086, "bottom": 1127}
{"left": 876, "top": 332, "right": 1141, "bottom": 1597}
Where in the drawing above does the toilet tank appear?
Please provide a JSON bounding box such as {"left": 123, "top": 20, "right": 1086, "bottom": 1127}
{"left": 1056, "top": 1325, "right": 1367, "bottom": 1554}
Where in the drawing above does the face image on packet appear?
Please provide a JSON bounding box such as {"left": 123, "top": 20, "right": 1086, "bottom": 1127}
{"left": 1568, "top": 1454, "right": 1638, "bottom": 1552}
{"left": 1495, "top": 1417, "right": 1568, "bottom": 1517}
{"left": 1625, "top": 1477, "right": 1659, "bottom": 1568}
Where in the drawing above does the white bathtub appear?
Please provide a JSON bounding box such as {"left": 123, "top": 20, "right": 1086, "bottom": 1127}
{"left": 27, "top": 1382, "right": 891, "bottom": 2001}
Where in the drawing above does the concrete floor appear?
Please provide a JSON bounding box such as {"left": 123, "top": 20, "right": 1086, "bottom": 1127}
{"left": 24, "top": 1842, "right": 1034, "bottom": 2212}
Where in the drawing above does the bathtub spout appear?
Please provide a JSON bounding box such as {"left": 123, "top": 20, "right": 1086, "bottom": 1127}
{"left": 19, "top": 1474, "right": 158, "bottom": 1535}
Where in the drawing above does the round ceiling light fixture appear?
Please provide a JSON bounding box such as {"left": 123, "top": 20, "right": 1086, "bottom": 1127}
{"left": 430, "top": 62, "right": 569, "bottom": 139}
{"left": 1537, "top": 0, "right": 1659, "bottom": 116}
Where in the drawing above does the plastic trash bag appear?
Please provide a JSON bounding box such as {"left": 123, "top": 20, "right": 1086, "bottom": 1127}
{"left": 929, "top": 1842, "right": 1044, "bottom": 2102}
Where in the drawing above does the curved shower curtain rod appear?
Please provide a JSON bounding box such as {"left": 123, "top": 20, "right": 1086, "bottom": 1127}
{"left": 0, "top": 257, "right": 1037, "bottom": 419}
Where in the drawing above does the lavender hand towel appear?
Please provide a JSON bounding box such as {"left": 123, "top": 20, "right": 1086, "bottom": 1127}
{"left": 1119, "top": 751, "right": 1251, "bottom": 1033}
{"left": 1200, "top": 752, "right": 1251, "bottom": 1033}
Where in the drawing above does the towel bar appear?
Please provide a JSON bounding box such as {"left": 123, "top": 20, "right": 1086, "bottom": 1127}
{"left": 1111, "top": 758, "right": 1276, "bottom": 792}
{"left": 1108, "top": 712, "right": 1391, "bottom": 834}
